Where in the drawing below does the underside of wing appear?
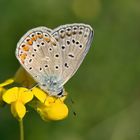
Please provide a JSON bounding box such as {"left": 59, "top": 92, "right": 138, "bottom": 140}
{"left": 52, "top": 23, "right": 94, "bottom": 85}
{"left": 16, "top": 27, "right": 63, "bottom": 85}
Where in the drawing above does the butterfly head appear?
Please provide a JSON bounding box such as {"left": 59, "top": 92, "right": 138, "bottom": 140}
{"left": 41, "top": 84, "right": 65, "bottom": 98}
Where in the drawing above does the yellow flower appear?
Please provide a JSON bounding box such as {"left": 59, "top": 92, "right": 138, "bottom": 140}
{"left": 0, "top": 78, "right": 14, "bottom": 87}
{"left": 2, "top": 87, "right": 33, "bottom": 120}
{"left": 0, "top": 78, "right": 14, "bottom": 106}
{"left": 32, "top": 87, "right": 69, "bottom": 121}
{"left": 0, "top": 78, "right": 69, "bottom": 121}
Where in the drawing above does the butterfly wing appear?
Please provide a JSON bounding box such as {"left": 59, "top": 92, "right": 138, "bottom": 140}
{"left": 16, "top": 27, "right": 63, "bottom": 89}
{"left": 52, "top": 23, "right": 94, "bottom": 85}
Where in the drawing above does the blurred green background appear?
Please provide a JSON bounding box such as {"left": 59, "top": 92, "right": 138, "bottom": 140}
{"left": 0, "top": 0, "right": 140, "bottom": 140}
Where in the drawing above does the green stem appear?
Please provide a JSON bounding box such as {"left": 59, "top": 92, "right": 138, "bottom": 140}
{"left": 19, "top": 120, "right": 24, "bottom": 140}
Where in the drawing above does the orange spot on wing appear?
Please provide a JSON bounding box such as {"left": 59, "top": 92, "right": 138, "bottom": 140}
{"left": 27, "top": 39, "right": 33, "bottom": 45}
{"left": 20, "top": 53, "right": 27, "bottom": 63}
{"left": 36, "top": 32, "right": 43, "bottom": 38}
{"left": 22, "top": 45, "right": 29, "bottom": 51}
{"left": 38, "top": 34, "right": 43, "bottom": 38}
{"left": 45, "top": 37, "right": 50, "bottom": 43}
{"left": 31, "top": 35, "right": 37, "bottom": 41}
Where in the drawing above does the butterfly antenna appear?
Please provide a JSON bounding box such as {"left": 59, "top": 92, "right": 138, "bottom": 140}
{"left": 57, "top": 95, "right": 77, "bottom": 116}
{"left": 24, "top": 83, "right": 39, "bottom": 92}
{"left": 29, "top": 83, "right": 39, "bottom": 90}
{"left": 69, "top": 95, "right": 77, "bottom": 116}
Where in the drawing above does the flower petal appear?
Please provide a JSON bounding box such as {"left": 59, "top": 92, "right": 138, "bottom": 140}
{"left": 0, "top": 79, "right": 14, "bottom": 87}
{"left": 32, "top": 88, "right": 47, "bottom": 103}
{"left": 37, "top": 102, "right": 69, "bottom": 121}
{"left": 11, "top": 101, "right": 26, "bottom": 120}
{"left": 56, "top": 95, "right": 67, "bottom": 103}
{"left": 44, "top": 97, "right": 55, "bottom": 106}
{"left": 2, "top": 87, "right": 18, "bottom": 104}
{"left": 19, "top": 88, "right": 33, "bottom": 104}
{"left": 0, "top": 87, "right": 5, "bottom": 94}
{"left": 14, "top": 66, "right": 36, "bottom": 88}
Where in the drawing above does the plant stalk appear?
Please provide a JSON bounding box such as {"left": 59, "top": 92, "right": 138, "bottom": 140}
{"left": 19, "top": 120, "right": 24, "bottom": 140}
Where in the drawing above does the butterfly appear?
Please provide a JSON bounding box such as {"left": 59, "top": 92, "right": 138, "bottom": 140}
{"left": 16, "top": 23, "right": 94, "bottom": 97}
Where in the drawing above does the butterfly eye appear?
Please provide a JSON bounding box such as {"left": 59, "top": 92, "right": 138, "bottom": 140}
{"left": 57, "top": 89, "right": 63, "bottom": 96}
